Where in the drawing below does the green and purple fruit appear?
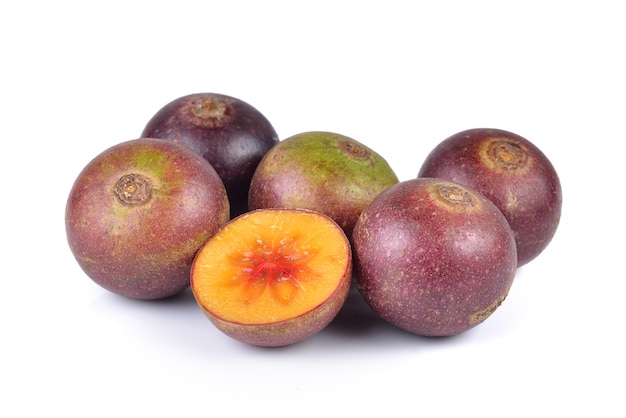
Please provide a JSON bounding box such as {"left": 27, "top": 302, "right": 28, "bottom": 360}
{"left": 65, "top": 138, "right": 230, "bottom": 300}
{"left": 248, "top": 131, "right": 399, "bottom": 237}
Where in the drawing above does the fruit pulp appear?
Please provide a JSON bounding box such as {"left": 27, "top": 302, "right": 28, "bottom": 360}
{"left": 191, "top": 209, "right": 351, "bottom": 325}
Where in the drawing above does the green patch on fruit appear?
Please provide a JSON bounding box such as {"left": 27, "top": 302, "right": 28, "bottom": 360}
{"left": 273, "top": 132, "right": 381, "bottom": 180}
{"left": 132, "top": 147, "right": 170, "bottom": 178}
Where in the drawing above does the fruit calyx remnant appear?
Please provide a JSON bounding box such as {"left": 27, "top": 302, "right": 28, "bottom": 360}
{"left": 339, "top": 139, "right": 370, "bottom": 160}
{"left": 114, "top": 174, "right": 153, "bottom": 205}
{"left": 437, "top": 184, "right": 475, "bottom": 207}
{"left": 488, "top": 140, "right": 528, "bottom": 170}
{"left": 189, "top": 97, "right": 234, "bottom": 127}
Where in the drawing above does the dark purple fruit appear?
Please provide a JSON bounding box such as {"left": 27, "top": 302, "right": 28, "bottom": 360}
{"left": 353, "top": 178, "right": 517, "bottom": 337}
{"left": 418, "top": 128, "right": 562, "bottom": 266}
{"left": 141, "top": 93, "right": 279, "bottom": 217}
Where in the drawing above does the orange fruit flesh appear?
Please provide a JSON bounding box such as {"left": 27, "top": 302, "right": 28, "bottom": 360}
{"left": 191, "top": 209, "right": 350, "bottom": 325}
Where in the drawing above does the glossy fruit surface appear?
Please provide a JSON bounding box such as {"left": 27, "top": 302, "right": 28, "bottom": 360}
{"left": 353, "top": 178, "right": 517, "bottom": 337}
{"left": 141, "top": 92, "right": 279, "bottom": 217}
{"left": 248, "top": 131, "right": 398, "bottom": 237}
{"left": 65, "top": 138, "right": 230, "bottom": 299}
{"left": 418, "top": 128, "right": 562, "bottom": 266}
{"left": 191, "top": 208, "right": 352, "bottom": 347}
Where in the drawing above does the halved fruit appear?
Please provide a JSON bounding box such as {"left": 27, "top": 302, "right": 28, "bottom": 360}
{"left": 191, "top": 208, "right": 352, "bottom": 347}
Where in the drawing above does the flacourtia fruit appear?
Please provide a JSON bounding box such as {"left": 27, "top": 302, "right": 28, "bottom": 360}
{"left": 248, "top": 131, "right": 399, "bottom": 238}
{"left": 65, "top": 138, "right": 230, "bottom": 300}
{"left": 141, "top": 92, "right": 279, "bottom": 217}
{"left": 418, "top": 128, "right": 562, "bottom": 266}
{"left": 191, "top": 208, "right": 352, "bottom": 347}
{"left": 353, "top": 178, "right": 517, "bottom": 337}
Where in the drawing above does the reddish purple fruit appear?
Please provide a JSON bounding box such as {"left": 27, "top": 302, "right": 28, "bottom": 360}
{"left": 418, "top": 128, "right": 562, "bottom": 267}
{"left": 65, "top": 138, "right": 230, "bottom": 300}
{"left": 353, "top": 178, "right": 517, "bottom": 337}
{"left": 141, "top": 93, "right": 279, "bottom": 217}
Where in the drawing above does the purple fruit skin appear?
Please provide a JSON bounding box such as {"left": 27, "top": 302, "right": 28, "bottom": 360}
{"left": 353, "top": 178, "right": 517, "bottom": 337}
{"left": 418, "top": 128, "right": 562, "bottom": 267}
{"left": 65, "top": 138, "right": 230, "bottom": 300}
{"left": 141, "top": 93, "right": 279, "bottom": 217}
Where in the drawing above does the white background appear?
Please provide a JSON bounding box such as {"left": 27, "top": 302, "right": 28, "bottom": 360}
{"left": 2, "top": 1, "right": 624, "bottom": 416}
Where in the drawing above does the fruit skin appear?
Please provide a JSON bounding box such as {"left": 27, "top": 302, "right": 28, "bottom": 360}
{"left": 353, "top": 178, "right": 517, "bottom": 337}
{"left": 248, "top": 131, "right": 399, "bottom": 238}
{"left": 141, "top": 92, "right": 279, "bottom": 217}
{"left": 205, "top": 278, "right": 351, "bottom": 347}
{"left": 65, "top": 138, "right": 230, "bottom": 300}
{"left": 418, "top": 128, "right": 562, "bottom": 267}
{"left": 191, "top": 208, "right": 352, "bottom": 347}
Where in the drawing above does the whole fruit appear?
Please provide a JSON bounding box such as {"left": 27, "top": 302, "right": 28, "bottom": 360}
{"left": 191, "top": 208, "right": 352, "bottom": 347}
{"left": 141, "top": 92, "right": 279, "bottom": 217}
{"left": 353, "top": 178, "right": 517, "bottom": 337}
{"left": 248, "top": 131, "right": 399, "bottom": 237}
{"left": 66, "top": 138, "right": 230, "bottom": 300}
{"left": 418, "top": 128, "right": 562, "bottom": 266}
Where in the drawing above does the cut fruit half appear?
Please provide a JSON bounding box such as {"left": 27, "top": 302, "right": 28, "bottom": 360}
{"left": 191, "top": 208, "right": 352, "bottom": 347}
